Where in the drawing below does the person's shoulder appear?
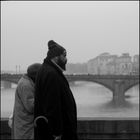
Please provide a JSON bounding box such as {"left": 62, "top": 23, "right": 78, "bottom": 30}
{"left": 17, "top": 76, "right": 26, "bottom": 84}
{"left": 42, "top": 63, "right": 57, "bottom": 74}
{"left": 46, "top": 68, "right": 58, "bottom": 78}
{"left": 18, "top": 75, "right": 33, "bottom": 87}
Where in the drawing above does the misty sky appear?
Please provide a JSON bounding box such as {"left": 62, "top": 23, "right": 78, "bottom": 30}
{"left": 1, "top": 1, "right": 139, "bottom": 71}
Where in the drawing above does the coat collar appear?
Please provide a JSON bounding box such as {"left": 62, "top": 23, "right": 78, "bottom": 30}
{"left": 43, "top": 57, "right": 69, "bottom": 86}
{"left": 51, "top": 59, "right": 64, "bottom": 73}
{"left": 43, "top": 58, "right": 62, "bottom": 74}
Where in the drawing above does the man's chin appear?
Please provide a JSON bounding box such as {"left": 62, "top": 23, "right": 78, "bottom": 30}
{"left": 62, "top": 66, "right": 66, "bottom": 71}
{"left": 57, "top": 60, "right": 66, "bottom": 71}
{"left": 60, "top": 65, "right": 66, "bottom": 71}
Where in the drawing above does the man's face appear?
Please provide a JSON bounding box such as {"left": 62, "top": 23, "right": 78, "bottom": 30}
{"left": 57, "top": 50, "right": 67, "bottom": 71}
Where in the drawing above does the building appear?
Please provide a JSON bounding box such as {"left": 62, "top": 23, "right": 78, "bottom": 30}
{"left": 116, "top": 53, "right": 132, "bottom": 75}
{"left": 132, "top": 54, "right": 139, "bottom": 75}
{"left": 87, "top": 53, "right": 134, "bottom": 75}
{"left": 87, "top": 53, "right": 118, "bottom": 75}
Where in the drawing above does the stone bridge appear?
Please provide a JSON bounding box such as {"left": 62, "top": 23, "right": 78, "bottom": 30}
{"left": 1, "top": 74, "right": 139, "bottom": 105}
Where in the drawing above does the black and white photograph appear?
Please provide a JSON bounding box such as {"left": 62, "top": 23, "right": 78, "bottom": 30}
{"left": 1, "top": 1, "right": 139, "bottom": 140}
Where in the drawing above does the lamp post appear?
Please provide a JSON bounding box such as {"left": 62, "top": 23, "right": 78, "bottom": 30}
{"left": 16, "top": 65, "right": 17, "bottom": 75}
{"left": 19, "top": 65, "right": 20, "bottom": 74}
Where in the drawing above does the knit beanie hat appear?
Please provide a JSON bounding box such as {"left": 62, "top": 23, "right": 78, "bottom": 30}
{"left": 47, "top": 40, "right": 66, "bottom": 59}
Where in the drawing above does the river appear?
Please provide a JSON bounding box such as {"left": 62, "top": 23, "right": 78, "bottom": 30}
{"left": 1, "top": 81, "right": 139, "bottom": 119}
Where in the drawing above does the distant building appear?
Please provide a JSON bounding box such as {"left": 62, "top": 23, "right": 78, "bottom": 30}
{"left": 116, "top": 53, "right": 132, "bottom": 75}
{"left": 132, "top": 54, "right": 139, "bottom": 75}
{"left": 133, "top": 54, "right": 139, "bottom": 63}
{"left": 66, "top": 53, "right": 138, "bottom": 75}
{"left": 87, "top": 53, "right": 134, "bottom": 75}
{"left": 66, "top": 63, "right": 88, "bottom": 74}
{"left": 87, "top": 53, "right": 118, "bottom": 75}
{"left": 87, "top": 57, "right": 99, "bottom": 74}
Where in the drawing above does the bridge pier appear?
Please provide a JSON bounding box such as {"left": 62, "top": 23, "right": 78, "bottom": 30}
{"left": 113, "top": 80, "right": 125, "bottom": 106}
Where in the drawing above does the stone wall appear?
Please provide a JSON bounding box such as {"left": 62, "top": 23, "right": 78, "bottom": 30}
{"left": 1, "top": 118, "right": 139, "bottom": 140}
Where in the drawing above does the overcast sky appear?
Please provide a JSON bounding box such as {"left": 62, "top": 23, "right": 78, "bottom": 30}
{"left": 1, "top": 1, "right": 139, "bottom": 71}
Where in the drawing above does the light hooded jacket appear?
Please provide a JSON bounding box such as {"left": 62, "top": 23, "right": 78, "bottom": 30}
{"left": 13, "top": 75, "right": 34, "bottom": 139}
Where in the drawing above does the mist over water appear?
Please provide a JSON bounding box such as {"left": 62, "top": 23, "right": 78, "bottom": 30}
{"left": 71, "top": 81, "right": 139, "bottom": 118}
{"left": 1, "top": 81, "right": 139, "bottom": 118}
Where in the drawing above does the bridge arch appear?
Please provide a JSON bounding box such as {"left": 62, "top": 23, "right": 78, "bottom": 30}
{"left": 1, "top": 74, "right": 139, "bottom": 105}
{"left": 124, "top": 83, "right": 139, "bottom": 94}
{"left": 69, "top": 79, "right": 114, "bottom": 93}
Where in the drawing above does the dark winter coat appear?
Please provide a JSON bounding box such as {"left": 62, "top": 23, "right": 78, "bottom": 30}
{"left": 34, "top": 58, "right": 78, "bottom": 140}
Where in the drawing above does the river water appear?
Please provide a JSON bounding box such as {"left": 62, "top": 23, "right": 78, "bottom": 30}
{"left": 1, "top": 81, "right": 139, "bottom": 119}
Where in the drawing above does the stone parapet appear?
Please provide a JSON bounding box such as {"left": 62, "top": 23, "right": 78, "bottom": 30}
{"left": 1, "top": 118, "right": 139, "bottom": 140}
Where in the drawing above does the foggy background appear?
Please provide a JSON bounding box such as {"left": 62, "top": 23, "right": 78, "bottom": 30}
{"left": 1, "top": 1, "right": 139, "bottom": 72}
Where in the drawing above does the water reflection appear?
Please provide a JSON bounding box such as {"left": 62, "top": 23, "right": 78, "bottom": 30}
{"left": 70, "top": 81, "right": 139, "bottom": 118}
{"left": 125, "top": 85, "right": 139, "bottom": 104}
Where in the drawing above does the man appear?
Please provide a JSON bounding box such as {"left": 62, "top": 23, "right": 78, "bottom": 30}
{"left": 12, "top": 63, "right": 41, "bottom": 139}
{"left": 34, "top": 40, "right": 78, "bottom": 140}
